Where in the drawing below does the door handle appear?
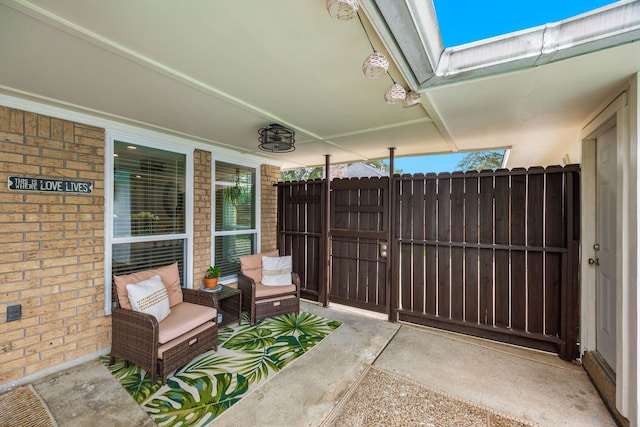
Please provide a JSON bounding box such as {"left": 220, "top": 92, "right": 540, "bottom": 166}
{"left": 588, "top": 258, "right": 600, "bottom": 266}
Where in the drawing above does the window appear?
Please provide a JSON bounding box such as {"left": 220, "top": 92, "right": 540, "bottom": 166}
{"left": 106, "top": 137, "right": 191, "bottom": 311}
{"left": 214, "top": 161, "right": 258, "bottom": 279}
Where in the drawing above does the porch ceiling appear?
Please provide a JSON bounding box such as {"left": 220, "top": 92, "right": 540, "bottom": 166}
{"left": 1, "top": 0, "right": 640, "bottom": 169}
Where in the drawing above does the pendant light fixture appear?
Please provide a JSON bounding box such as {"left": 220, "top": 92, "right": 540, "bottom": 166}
{"left": 326, "top": 0, "right": 359, "bottom": 21}
{"left": 402, "top": 90, "right": 422, "bottom": 108}
{"left": 384, "top": 82, "right": 406, "bottom": 104}
{"left": 382, "top": 63, "right": 407, "bottom": 105}
{"left": 325, "top": 0, "right": 413, "bottom": 106}
{"left": 357, "top": 13, "right": 388, "bottom": 78}
{"left": 258, "top": 124, "right": 296, "bottom": 153}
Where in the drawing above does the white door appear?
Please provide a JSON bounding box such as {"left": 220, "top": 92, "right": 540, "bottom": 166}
{"left": 595, "top": 126, "right": 617, "bottom": 371}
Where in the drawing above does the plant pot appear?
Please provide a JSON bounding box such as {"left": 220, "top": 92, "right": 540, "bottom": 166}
{"left": 204, "top": 277, "right": 219, "bottom": 288}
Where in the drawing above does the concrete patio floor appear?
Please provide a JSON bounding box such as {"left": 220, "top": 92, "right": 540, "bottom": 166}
{"left": 31, "top": 301, "right": 614, "bottom": 426}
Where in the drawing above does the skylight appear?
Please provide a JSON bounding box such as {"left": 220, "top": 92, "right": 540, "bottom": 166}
{"left": 433, "top": 0, "right": 621, "bottom": 47}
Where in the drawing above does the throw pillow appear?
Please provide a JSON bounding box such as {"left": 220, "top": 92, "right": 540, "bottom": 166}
{"left": 113, "top": 262, "right": 183, "bottom": 309}
{"left": 126, "top": 275, "right": 171, "bottom": 322}
{"left": 261, "top": 255, "right": 292, "bottom": 286}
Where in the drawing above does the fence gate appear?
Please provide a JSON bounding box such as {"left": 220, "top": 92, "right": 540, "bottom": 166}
{"left": 276, "top": 179, "right": 326, "bottom": 303}
{"left": 393, "top": 166, "right": 580, "bottom": 360}
{"left": 329, "top": 177, "right": 389, "bottom": 314}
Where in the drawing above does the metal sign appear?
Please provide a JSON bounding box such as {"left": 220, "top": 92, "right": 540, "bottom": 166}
{"left": 8, "top": 176, "right": 93, "bottom": 194}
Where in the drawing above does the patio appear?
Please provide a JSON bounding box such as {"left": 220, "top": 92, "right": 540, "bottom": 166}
{"left": 33, "top": 301, "right": 614, "bottom": 426}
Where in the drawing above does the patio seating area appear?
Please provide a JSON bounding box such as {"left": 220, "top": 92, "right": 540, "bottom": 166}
{"left": 31, "top": 301, "right": 614, "bottom": 426}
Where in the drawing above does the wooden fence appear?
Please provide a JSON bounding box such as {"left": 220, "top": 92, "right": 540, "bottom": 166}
{"left": 393, "top": 166, "right": 580, "bottom": 359}
{"left": 277, "top": 165, "right": 581, "bottom": 360}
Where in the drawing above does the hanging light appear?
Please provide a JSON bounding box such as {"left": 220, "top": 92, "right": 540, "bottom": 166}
{"left": 362, "top": 51, "right": 389, "bottom": 78}
{"left": 258, "top": 124, "right": 296, "bottom": 153}
{"left": 402, "top": 90, "right": 422, "bottom": 108}
{"left": 326, "top": 0, "right": 359, "bottom": 21}
{"left": 384, "top": 83, "right": 406, "bottom": 104}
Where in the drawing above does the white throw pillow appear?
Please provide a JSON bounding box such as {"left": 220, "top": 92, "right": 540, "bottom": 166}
{"left": 126, "top": 274, "right": 171, "bottom": 322}
{"left": 261, "top": 255, "right": 292, "bottom": 286}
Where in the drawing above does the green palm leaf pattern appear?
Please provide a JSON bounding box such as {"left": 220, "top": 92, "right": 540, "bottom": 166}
{"left": 223, "top": 327, "right": 277, "bottom": 350}
{"left": 264, "top": 311, "right": 341, "bottom": 336}
{"left": 104, "top": 311, "right": 341, "bottom": 426}
{"left": 268, "top": 335, "right": 306, "bottom": 368}
{"left": 226, "top": 348, "right": 281, "bottom": 384}
{"left": 145, "top": 373, "right": 249, "bottom": 426}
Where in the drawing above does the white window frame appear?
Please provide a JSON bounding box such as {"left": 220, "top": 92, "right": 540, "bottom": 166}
{"left": 104, "top": 131, "right": 194, "bottom": 314}
{"left": 212, "top": 157, "right": 261, "bottom": 283}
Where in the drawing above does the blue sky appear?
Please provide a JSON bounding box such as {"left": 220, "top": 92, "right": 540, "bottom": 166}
{"left": 383, "top": 151, "right": 503, "bottom": 175}
{"left": 386, "top": 153, "right": 467, "bottom": 175}
{"left": 378, "top": 1, "right": 618, "bottom": 175}
{"left": 433, "top": 0, "right": 619, "bottom": 47}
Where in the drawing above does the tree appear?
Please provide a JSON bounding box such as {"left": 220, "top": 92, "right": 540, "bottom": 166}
{"left": 282, "top": 160, "right": 386, "bottom": 181}
{"left": 281, "top": 166, "right": 324, "bottom": 182}
{"left": 456, "top": 151, "right": 503, "bottom": 172}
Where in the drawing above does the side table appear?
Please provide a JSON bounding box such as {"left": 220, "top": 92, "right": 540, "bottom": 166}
{"left": 214, "top": 285, "right": 242, "bottom": 327}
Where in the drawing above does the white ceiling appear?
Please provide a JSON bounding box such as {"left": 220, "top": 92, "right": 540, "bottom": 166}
{"left": 1, "top": 0, "right": 640, "bottom": 170}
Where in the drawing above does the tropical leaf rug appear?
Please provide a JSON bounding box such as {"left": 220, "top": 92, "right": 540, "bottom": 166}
{"left": 103, "top": 311, "right": 341, "bottom": 426}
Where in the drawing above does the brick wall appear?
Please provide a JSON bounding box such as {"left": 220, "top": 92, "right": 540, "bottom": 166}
{"left": 0, "top": 105, "right": 279, "bottom": 386}
{"left": 261, "top": 164, "right": 280, "bottom": 252}
{"left": 193, "top": 149, "right": 212, "bottom": 285}
{"left": 0, "top": 106, "right": 108, "bottom": 384}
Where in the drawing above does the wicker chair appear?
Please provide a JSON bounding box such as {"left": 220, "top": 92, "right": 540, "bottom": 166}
{"left": 109, "top": 264, "right": 218, "bottom": 385}
{"left": 238, "top": 250, "right": 301, "bottom": 325}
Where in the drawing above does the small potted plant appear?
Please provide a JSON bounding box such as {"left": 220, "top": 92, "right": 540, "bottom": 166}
{"left": 204, "top": 265, "right": 221, "bottom": 288}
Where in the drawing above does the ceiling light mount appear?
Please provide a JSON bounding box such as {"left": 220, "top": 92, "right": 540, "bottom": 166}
{"left": 326, "top": 0, "right": 359, "bottom": 21}
{"left": 258, "top": 124, "right": 296, "bottom": 153}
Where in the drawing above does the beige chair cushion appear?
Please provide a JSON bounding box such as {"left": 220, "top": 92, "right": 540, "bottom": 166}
{"left": 157, "top": 322, "right": 214, "bottom": 359}
{"left": 158, "top": 302, "right": 216, "bottom": 344}
{"left": 113, "top": 262, "right": 184, "bottom": 309}
{"left": 254, "top": 282, "right": 297, "bottom": 298}
{"left": 239, "top": 249, "right": 279, "bottom": 283}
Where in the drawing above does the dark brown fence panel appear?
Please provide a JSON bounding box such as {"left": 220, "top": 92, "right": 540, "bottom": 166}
{"left": 545, "top": 166, "right": 565, "bottom": 339}
{"left": 437, "top": 174, "right": 451, "bottom": 319}
{"left": 395, "top": 165, "right": 580, "bottom": 360}
{"left": 330, "top": 177, "right": 388, "bottom": 313}
{"left": 527, "top": 169, "right": 545, "bottom": 334}
{"left": 277, "top": 180, "right": 325, "bottom": 301}
{"left": 450, "top": 172, "right": 465, "bottom": 321}
{"left": 479, "top": 174, "right": 494, "bottom": 326}
{"left": 425, "top": 175, "right": 438, "bottom": 316}
{"left": 511, "top": 170, "right": 527, "bottom": 331}
{"left": 464, "top": 171, "right": 479, "bottom": 324}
